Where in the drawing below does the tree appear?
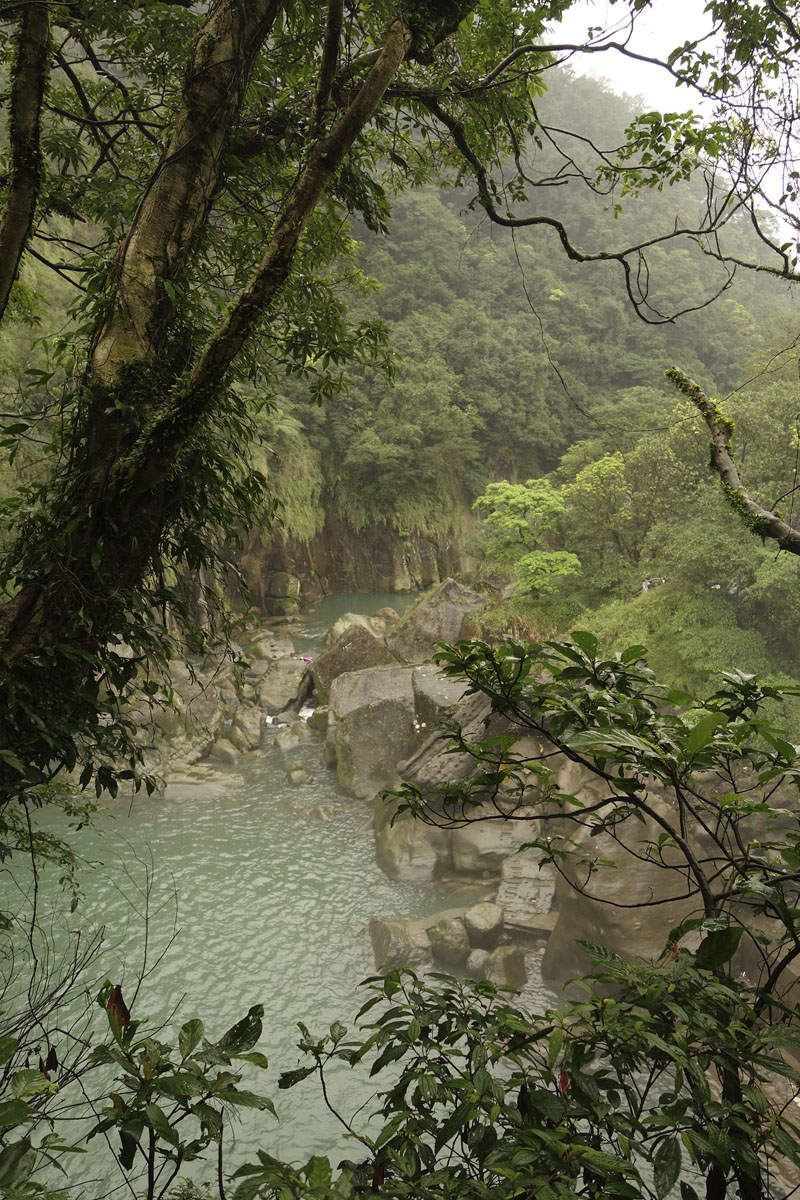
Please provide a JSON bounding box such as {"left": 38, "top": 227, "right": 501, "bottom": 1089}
{"left": 374, "top": 632, "right": 800, "bottom": 1200}
{"left": 472, "top": 477, "right": 581, "bottom": 596}
{"left": 0, "top": 0, "right": 798, "bottom": 813}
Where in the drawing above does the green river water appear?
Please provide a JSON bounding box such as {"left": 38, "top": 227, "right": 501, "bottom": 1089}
{"left": 9, "top": 594, "right": 505, "bottom": 1194}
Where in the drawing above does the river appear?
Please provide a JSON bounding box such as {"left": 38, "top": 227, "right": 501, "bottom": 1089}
{"left": 9, "top": 593, "right": 503, "bottom": 1193}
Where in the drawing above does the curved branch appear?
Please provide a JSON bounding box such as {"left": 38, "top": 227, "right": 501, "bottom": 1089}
{"left": 667, "top": 367, "right": 800, "bottom": 555}
{"left": 0, "top": 0, "right": 50, "bottom": 323}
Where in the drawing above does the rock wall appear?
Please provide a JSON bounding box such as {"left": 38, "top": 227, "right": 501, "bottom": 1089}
{"left": 239, "top": 516, "right": 468, "bottom": 615}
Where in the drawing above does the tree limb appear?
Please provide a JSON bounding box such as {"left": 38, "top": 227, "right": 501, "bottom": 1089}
{"left": 667, "top": 366, "right": 800, "bottom": 555}
{"left": 0, "top": 0, "right": 50, "bottom": 323}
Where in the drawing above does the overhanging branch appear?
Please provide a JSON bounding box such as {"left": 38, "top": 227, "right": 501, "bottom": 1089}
{"left": 667, "top": 367, "right": 800, "bottom": 556}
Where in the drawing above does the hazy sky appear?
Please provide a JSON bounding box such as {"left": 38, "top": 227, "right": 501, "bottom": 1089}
{"left": 551, "top": 0, "right": 716, "bottom": 112}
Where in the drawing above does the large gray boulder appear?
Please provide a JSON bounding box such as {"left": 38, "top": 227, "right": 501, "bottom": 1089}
{"left": 327, "top": 666, "right": 417, "bottom": 798}
{"left": 256, "top": 658, "right": 311, "bottom": 714}
{"left": 411, "top": 664, "right": 470, "bottom": 738}
{"left": 325, "top": 612, "right": 394, "bottom": 646}
{"left": 386, "top": 578, "right": 485, "bottom": 665}
{"left": 464, "top": 902, "right": 504, "bottom": 949}
{"left": 369, "top": 917, "right": 433, "bottom": 969}
{"left": 427, "top": 917, "right": 470, "bottom": 966}
{"left": 484, "top": 946, "right": 527, "bottom": 989}
{"left": 540, "top": 793, "right": 696, "bottom": 986}
{"left": 246, "top": 631, "right": 296, "bottom": 661}
{"left": 450, "top": 804, "right": 538, "bottom": 874}
{"left": 310, "top": 625, "right": 397, "bottom": 703}
{"left": 374, "top": 799, "right": 452, "bottom": 881}
{"left": 147, "top": 660, "right": 225, "bottom": 764}
{"left": 230, "top": 705, "right": 265, "bottom": 751}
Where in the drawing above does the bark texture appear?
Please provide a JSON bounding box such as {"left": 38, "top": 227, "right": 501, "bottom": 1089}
{"left": 0, "top": 1, "right": 50, "bottom": 323}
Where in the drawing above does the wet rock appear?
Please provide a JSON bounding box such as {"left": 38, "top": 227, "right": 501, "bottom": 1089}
{"left": 374, "top": 802, "right": 452, "bottom": 881}
{"left": 285, "top": 765, "right": 313, "bottom": 786}
{"left": 208, "top": 737, "right": 240, "bottom": 765}
{"left": 427, "top": 917, "right": 470, "bottom": 966}
{"left": 274, "top": 720, "right": 313, "bottom": 754}
{"left": 466, "top": 949, "right": 490, "bottom": 979}
{"left": 230, "top": 706, "right": 265, "bottom": 751}
{"left": 247, "top": 632, "right": 295, "bottom": 661}
{"left": 411, "top": 664, "right": 470, "bottom": 737}
{"left": 256, "top": 658, "right": 311, "bottom": 714}
{"left": 540, "top": 794, "right": 695, "bottom": 986}
{"left": 327, "top": 666, "right": 416, "bottom": 798}
{"left": 464, "top": 902, "right": 504, "bottom": 949}
{"left": 450, "top": 804, "right": 536, "bottom": 873}
{"left": 324, "top": 612, "right": 387, "bottom": 645}
{"left": 369, "top": 917, "right": 432, "bottom": 969}
{"left": 306, "top": 706, "right": 328, "bottom": 735}
{"left": 386, "top": 579, "right": 484, "bottom": 665}
{"left": 311, "top": 626, "right": 397, "bottom": 703}
{"left": 484, "top": 946, "right": 527, "bottom": 989}
{"left": 308, "top": 805, "right": 334, "bottom": 820}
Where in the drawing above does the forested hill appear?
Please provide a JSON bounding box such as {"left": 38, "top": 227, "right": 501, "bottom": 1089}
{"left": 266, "top": 69, "right": 798, "bottom": 559}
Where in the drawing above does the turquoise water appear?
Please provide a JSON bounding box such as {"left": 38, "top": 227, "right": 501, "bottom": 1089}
{"left": 7, "top": 594, "right": 460, "bottom": 1193}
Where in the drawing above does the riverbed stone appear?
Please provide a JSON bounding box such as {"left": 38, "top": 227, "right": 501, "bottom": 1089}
{"left": 247, "top": 631, "right": 296, "bottom": 661}
{"left": 311, "top": 626, "right": 397, "bottom": 703}
{"left": 369, "top": 917, "right": 432, "bottom": 969}
{"left": 231, "top": 705, "right": 265, "bottom": 751}
{"left": 540, "top": 794, "right": 696, "bottom": 986}
{"left": 285, "top": 765, "right": 313, "bottom": 786}
{"left": 484, "top": 946, "right": 527, "bottom": 989}
{"left": 411, "top": 664, "right": 470, "bottom": 736}
{"left": 464, "top": 902, "right": 504, "bottom": 949}
{"left": 256, "top": 658, "right": 311, "bottom": 714}
{"left": 466, "top": 949, "right": 490, "bottom": 979}
{"left": 427, "top": 916, "right": 470, "bottom": 966}
{"left": 386, "top": 579, "right": 485, "bottom": 665}
{"left": 274, "top": 720, "right": 314, "bottom": 754}
{"left": 327, "top": 666, "right": 417, "bottom": 798}
{"left": 208, "top": 737, "right": 240, "bottom": 765}
{"left": 450, "top": 803, "right": 537, "bottom": 873}
{"left": 373, "top": 803, "right": 452, "bottom": 881}
{"left": 306, "top": 706, "right": 328, "bottom": 735}
{"left": 324, "top": 612, "right": 384, "bottom": 645}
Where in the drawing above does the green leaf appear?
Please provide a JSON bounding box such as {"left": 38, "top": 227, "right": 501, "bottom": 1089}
{"left": 571, "top": 630, "right": 598, "bottom": 657}
{"left": 685, "top": 712, "right": 727, "bottom": 756}
{"left": 179, "top": 1018, "right": 204, "bottom": 1060}
{"left": 0, "top": 1139, "right": 35, "bottom": 1187}
{"left": 0, "top": 1036, "right": 19, "bottom": 1066}
{"left": 548, "top": 1027, "right": 563, "bottom": 1068}
{"left": 0, "top": 1100, "right": 32, "bottom": 1130}
{"left": 653, "top": 1136, "right": 681, "bottom": 1199}
{"left": 156, "top": 1073, "right": 205, "bottom": 1098}
{"left": 215, "top": 1090, "right": 276, "bottom": 1113}
{"left": 217, "top": 1005, "right": 264, "bottom": 1055}
{"left": 145, "top": 1104, "right": 179, "bottom": 1147}
{"left": 694, "top": 926, "right": 744, "bottom": 968}
{"left": 233, "top": 1051, "right": 269, "bottom": 1069}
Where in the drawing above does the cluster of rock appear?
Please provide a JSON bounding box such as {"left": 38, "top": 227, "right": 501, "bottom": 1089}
{"left": 369, "top": 901, "right": 526, "bottom": 988}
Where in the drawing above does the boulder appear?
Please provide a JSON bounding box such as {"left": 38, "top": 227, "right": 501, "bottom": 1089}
{"left": 256, "top": 658, "right": 311, "bottom": 714}
{"left": 324, "top": 613, "right": 385, "bottom": 645}
{"left": 285, "top": 766, "right": 313, "bottom": 786}
{"left": 464, "top": 902, "right": 504, "bottom": 949}
{"left": 369, "top": 916, "right": 433, "bottom": 969}
{"left": 327, "top": 666, "right": 417, "bottom": 798}
{"left": 427, "top": 917, "right": 470, "bottom": 966}
{"left": 230, "top": 705, "right": 265, "bottom": 751}
{"left": 374, "top": 801, "right": 452, "bottom": 882}
{"left": 466, "top": 949, "right": 490, "bottom": 979}
{"left": 274, "top": 720, "right": 313, "bottom": 754}
{"left": 484, "top": 946, "right": 527, "bottom": 989}
{"left": 411, "top": 664, "right": 470, "bottom": 739}
{"left": 208, "top": 737, "right": 240, "bottom": 765}
{"left": 386, "top": 579, "right": 484, "bottom": 665}
{"left": 306, "top": 706, "right": 328, "bottom": 735}
{"left": 247, "top": 632, "right": 296, "bottom": 661}
{"left": 311, "top": 625, "right": 397, "bottom": 703}
{"left": 540, "top": 794, "right": 696, "bottom": 986}
{"left": 450, "top": 803, "right": 536, "bottom": 874}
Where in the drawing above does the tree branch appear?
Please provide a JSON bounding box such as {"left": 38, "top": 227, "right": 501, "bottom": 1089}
{"left": 309, "top": 0, "right": 344, "bottom": 136}
{"left": 0, "top": 0, "right": 50, "bottom": 323}
{"left": 667, "top": 367, "right": 800, "bottom": 555}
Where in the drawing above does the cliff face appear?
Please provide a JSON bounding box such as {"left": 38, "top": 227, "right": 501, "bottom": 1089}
{"left": 240, "top": 515, "right": 469, "bottom": 613}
